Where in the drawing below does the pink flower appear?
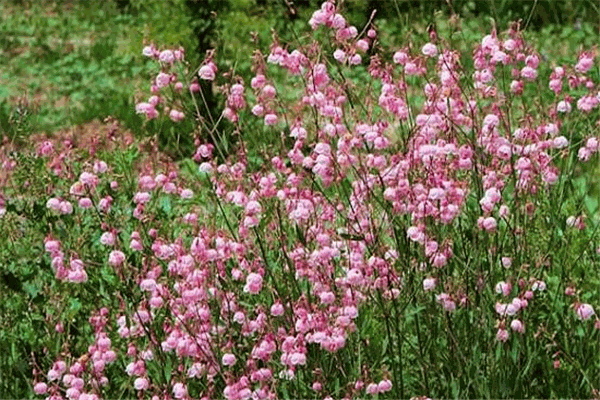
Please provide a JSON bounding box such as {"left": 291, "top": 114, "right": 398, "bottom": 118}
{"left": 520, "top": 66, "right": 538, "bottom": 80}
{"left": 78, "top": 197, "right": 93, "bottom": 209}
{"left": 482, "top": 217, "right": 497, "bottom": 231}
{"left": 421, "top": 43, "right": 438, "bottom": 57}
{"left": 252, "top": 104, "right": 264, "bottom": 116}
{"left": 510, "top": 319, "right": 525, "bottom": 333}
{"left": 222, "top": 353, "right": 236, "bottom": 366}
{"left": 33, "top": 382, "right": 48, "bottom": 395}
{"left": 393, "top": 50, "right": 408, "bottom": 65}
{"left": 134, "top": 377, "right": 149, "bottom": 390}
{"left": 575, "top": 54, "right": 594, "bottom": 73}
{"left": 575, "top": 303, "right": 595, "bottom": 320}
{"left": 348, "top": 54, "right": 362, "bottom": 65}
{"left": 251, "top": 74, "right": 266, "bottom": 89}
{"left": 495, "top": 281, "right": 512, "bottom": 296}
{"left": 159, "top": 50, "right": 175, "bottom": 63}
{"left": 553, "top": 136, "right": 569, "bottom": 149}
{"left": 423, "top": 277, "right": 436, "bottom": 291}
{"left": 319, "top": 291, "right": 335, "bottom": 304}
{"left": 155, "top": 72, "right": 171, "bottom": 88}
{"left": 270, "top": 303, "right": 284, "bottom": 316}
{"left": 47, "top": 198, "right": 61, "bottom": 211}
{"left": 180, "top": 189, "right": 194, "bottom": 199}
{"left": 59, "top": 201, "right": 73, "bottom": 215}
{"left": 377, "top": 379, "right": 392, "bottom": 393}
{"left": 140, "top": 279, "right": 156, "bottom": 292}
{"left": 262, "top": 85, "right": 276, "bottom": 98}
{"left": 356, "top": 39, "right": 369, "bottom": 52}
{"left": 244, "top": 273, "right": 263, "bottom": 294}
{"left": 585, "top": 137, "right": 598, "bottom": 152}
{"left": 198, "top": 162, "right": 213, "bottom": 174}
{"left": 290, "top": 352, "right": 306, "bottom": 365}
{"left": 67, "top": 269, "right": 88, "bottom": 283}
{"left": 198, "top": 64, "right": 216, "bottom": 81}
{"left": 496, "top": 328, "right": 509, "bottom": 342}
{"left": 333, "top": 49, "right": 346, "bottom": 63}
{"left": 366, "top": 383, "right": 379, "bottom": 395}
{"left": 108, "top": 250, "right": 126, "bottom": 267}
{"left": 264, "top": 113, "right": 278, "bottom": 126}
{"left": 100, "top": 232, "right": 115, "bottom": 246}
{"left": 169, "top": 110, "right": 185, "bottom": 122}
{"left": 142, "top": 45, "right": 156, "bottom": 57}
{"left": 172, "top": 382, "right": 188, "bottom": 399}
{"left": 66, "top": 387, "right": 80, "bottom": 399}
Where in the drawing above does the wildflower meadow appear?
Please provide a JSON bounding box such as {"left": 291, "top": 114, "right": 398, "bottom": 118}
{"left": 1, "top": 1, "right": 599, "bottom": 399}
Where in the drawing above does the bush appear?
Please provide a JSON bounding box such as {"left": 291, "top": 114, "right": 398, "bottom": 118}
{"left": 1, "top": 1, "right": 599, "bottom": 399}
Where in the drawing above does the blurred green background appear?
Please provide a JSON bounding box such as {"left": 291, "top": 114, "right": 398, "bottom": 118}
{"left": 0, "top": 0, "right": 598, "bottom": 141}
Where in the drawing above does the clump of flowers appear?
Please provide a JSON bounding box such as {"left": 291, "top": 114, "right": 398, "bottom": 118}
{"left": 9, "top": 2, "right": 597, "bottom": 400}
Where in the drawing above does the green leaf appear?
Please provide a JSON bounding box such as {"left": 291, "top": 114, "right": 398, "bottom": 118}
{"left": 160, "top": 196, "right": 172, "bottom": 215}
{"left": 23, "top": 282, "right": 40, "bottom": 298}
{"left": 69, "top": 298, "right": 82, "bottom": 313}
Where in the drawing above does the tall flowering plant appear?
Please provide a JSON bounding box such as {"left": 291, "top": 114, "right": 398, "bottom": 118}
{"left": 23, "top": 2, "right": 600, "bottom": 399}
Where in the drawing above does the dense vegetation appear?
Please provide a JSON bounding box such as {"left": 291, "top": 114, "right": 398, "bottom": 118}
{"left": 1, "top": 1, "right": 599, "bottom": 399}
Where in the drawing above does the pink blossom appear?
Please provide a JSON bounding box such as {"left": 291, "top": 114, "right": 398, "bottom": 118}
{"left": 290, "top": 352, "right": 306, "bottom": 365}
{"left": 180, "top": 189, "right": 194, "bottom": 199}
{"left": 78, "top": 197, "right": 93, "bottom": 209}
{"left": 142, "top": 45, "right": 156, "bottom": 57}
{"left": 264, "top": 113, "right": 278, "bottom": 126}
{"left": 348, "top": 54, "right": 362, "bottom": 65}
{"left": 140, "top": 279, "right": 156, "bottom": 292}
{"left": 169, "top": 110, "right": 185, "bottom": 122}
{"left": 421, "top": 43, "right": 438, "bottom": 57}
{"left": 134, "top": 377, "right": 149, "bottom": 390}
{"left": 393, "top": 51, "right": 408, "bottom": 65}
{"left": 199, "top": 64, "right": 216, "bottom": 80}
{"left": 366, "top": 383, "right": 379, "bottom": 395}
{"left": 586, "top": 137, "right": 599, "bottom": 152}
{"left": 33, "top": 382, "right": 48, "bottom": 395}
{"left": 575, "top": 54, "right": 594, "bottom": 73}
{"left": 333, "top": 49, "right": 346, "bottom": 63}
{"left": 423, "top": 277, "right": 436, "bottom": 291}
{"left": 553, "top": 136, "right": 569, "bottom": 149}
{"left": 262, "top": 84, "right": 276, "bottom": 98}
{"left": 575, "top": 303, "right": 595, "bottom": 320}
{"left": 377, "top": 379, "right": 392, "bottom": 393}
{"left": 108, "top": 250, "right": 126, "bottom": 267}
{"left": 495, "top": 281, "right": 512, "bottom": 296}
{"left": 496, "top": 328, "right": 509, "bottom": 342}
{"left": 172, "top": 382, "right": 188, "bottom": 399}
{"left": 244, "top": 273, "right": 263, "bottom": 294}
{"left": 47, "top": 198, "right": 61, "bottom": 211}
{"left": 222, "top": 353, "right": 236, "bottom": 366}
{"left": 100, "top": 232, "right": 115, "bottom": 246}
{"left": 155, "top": 72, "right": 171, "bottom": 88}
{"left": 60, "top": 201, "right": 73, "bottom": 215}
{"left": 252, "top": 104, "right": 264, "bottom": 116}
{"left": 482, "top": 217, "right": 497, "bottom": 231}
{"left": 270, "top": 303, "right": 285, "bottom": 316}
{"left": 510, "top": 319, "right": 525, "bottom": 333}
{"left": 251, "top": 74, "right": 266, "bottom": 89}
{"left": 159, "top": 50, "right": 175, "bottom": 63}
